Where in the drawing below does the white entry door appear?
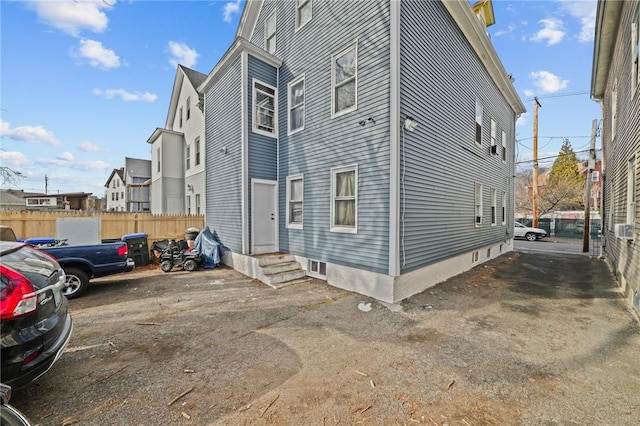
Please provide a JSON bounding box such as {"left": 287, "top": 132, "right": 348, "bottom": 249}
{"left": 252, "top": 179, "right": 278, "bottom": 254}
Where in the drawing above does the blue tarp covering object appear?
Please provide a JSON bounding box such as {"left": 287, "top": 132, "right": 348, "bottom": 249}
{"left": 194, "top": 226, "right": 225, "bottom": 269}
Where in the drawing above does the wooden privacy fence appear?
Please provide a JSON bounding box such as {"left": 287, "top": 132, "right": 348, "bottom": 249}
{"left": 0, "top": 211, "right": 205, "bottom": 243}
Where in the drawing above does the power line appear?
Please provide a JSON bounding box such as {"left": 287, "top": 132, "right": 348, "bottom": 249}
{"left": 515, "top": 148, "right": 602, "bottom": 165}
{"left": 523, "top": 91, "right": 589, "bottom": 103}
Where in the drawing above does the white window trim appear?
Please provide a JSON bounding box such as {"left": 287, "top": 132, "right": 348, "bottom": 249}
{"left": 330, "top": 164, "right": 358, "bottom": 234}
{"left": 331, "top": 41, "right": 358, "bottom": 118}
{"left": 501, "top": 130, "right": 507, "bottom": 163}
{"left": 295, "top": 0, "right": 312, "bottom": 31}
{"left": 475, "top": 100, "right": 483, "bottom": 146}
{"left": 265, "top": 11, "right": 276, "bottom": 54}
{"left": 288, "top": 75, "right": 305, "bottom": 135}
{"left": 195, "top": 137, "right": 201, "bottom": 166}
{"left": 286, "top": 174, "right": 304, "bottom": 229}
{"left": 490, "top": 188, "right": 497, "bottom": 226}
{"left": 252, "top": 78, "right": 278, "bottom": 138}
{"left": 475, "top": 182, "right": 483, "bottom": 227}
{"left": 186, "top": 144, "right": 191, "bottom": 170}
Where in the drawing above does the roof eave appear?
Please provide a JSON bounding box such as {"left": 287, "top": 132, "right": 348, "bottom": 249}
{"left": 590, "top": 0, "right": 623, "bottom": 101}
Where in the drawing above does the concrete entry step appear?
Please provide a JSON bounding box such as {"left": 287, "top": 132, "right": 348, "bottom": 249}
{"left": 252, "top": 253, "right": 307, "bottom": 288}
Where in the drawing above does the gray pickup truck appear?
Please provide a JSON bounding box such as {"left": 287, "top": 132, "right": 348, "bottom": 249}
{"left": 1, "top": 225, "right": 135, "bottom": 299}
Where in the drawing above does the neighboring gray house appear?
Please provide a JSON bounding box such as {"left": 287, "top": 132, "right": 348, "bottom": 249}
{"left": 105, "top": 158, "right": 151, "bottom": 212}
{"left": 148, "top": 65, "right": 207, "bottom": 214}
{"left": 124, "top": 157, "right": 151, "bottom": 212}
{"left": 199, "top": 0, "right": 525, "bottom": 302}
{"left": 591, "top": 0, "right": 640, "bottom": 315}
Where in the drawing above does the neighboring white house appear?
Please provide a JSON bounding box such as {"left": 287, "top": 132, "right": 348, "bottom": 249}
{"left": 147, "top": 65, "right": 207, "bottom": 214}
{"left": 105, "top": 167, "right": 126, "bottom": 212}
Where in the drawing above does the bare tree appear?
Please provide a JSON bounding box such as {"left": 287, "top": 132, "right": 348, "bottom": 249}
{"left": 0, "top": 166, "right": 23, "bottom": 186}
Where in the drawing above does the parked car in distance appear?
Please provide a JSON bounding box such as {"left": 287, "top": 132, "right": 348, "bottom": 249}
{"left": 1, "top": 241, "right": 73, "bottom": 389}
{"left": 514, "top": 221, "right": 547, "bottom": 241}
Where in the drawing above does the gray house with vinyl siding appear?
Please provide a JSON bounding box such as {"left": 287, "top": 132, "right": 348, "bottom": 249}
{"left": 199, "top": 0, "right": 525, "bottom": 303}
{"left": 591, "top": 0, "right": 640, "bottom": 316}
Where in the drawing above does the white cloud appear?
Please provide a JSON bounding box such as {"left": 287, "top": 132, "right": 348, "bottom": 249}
{"left": 0, "top": 150, "right": 29, "bottom": 167}
{"left": 72, "top": 39, "right": 121, "bottom": 69}
{"left": 223, "top": 0, "right": 241, "bottom": 23}
{"left": 494, "top": 24, "right": 516, "bottom": 37}
{"left": 92, "top": 88, "right": 158, "bottom": 102}
{"left": 516, "top": 113, "right": 529, "bottom": 127}
{"left": 0, "top": 120, "right": 61, "bottom": 146}
{"left": 168, "top": 41, "right": 199, "bottom": 68}
{"left": 529, "top": 70, "right": 569, "bottom": 93}
{"left": 87, "top": 160, "right": 110, "bottom": 170}
{"left": 78, "top": 141, "right": 102, "bottom": 152}
{"left": 26, "top": 0, "right": 112, "bottom": 37}
{"left": 531, "top": 18, "right": 565, "bottom": 45}
{"left": 57, "top": 151, "right": 75, "bottom": 162}
{"left": 524, "top": 89, "right": 535, "bottom": 98}
{"left": 559, "top": 0, "right": 597, "bottom": 42}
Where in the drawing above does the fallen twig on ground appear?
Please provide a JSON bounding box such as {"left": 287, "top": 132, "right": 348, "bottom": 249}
{"left": 168, "top": 387, "right": 194, "bottom": 406}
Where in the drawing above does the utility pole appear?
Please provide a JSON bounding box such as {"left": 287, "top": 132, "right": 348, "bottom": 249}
{"left": 45, "top": 175, "right": 49, "bottom": 195}
{"left": 532, "top": 97, "right": 542, "bottom": 227}
{"left": 583, "top": 119, "right": 598, "bottom": 253}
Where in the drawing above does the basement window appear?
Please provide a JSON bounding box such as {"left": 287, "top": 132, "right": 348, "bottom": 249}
{"left": 308, "top": 259, "right": 326, "bottom": 279}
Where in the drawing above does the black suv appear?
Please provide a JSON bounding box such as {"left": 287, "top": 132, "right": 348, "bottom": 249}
{"left": 1, "top": 241, "right": 73, "bottom": 389}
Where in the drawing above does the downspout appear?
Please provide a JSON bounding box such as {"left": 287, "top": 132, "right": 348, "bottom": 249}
{"left": 389, "top": 0, "right": 401, "bottom": 277}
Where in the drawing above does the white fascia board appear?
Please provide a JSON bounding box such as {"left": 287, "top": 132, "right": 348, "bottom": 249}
{"left": 442, "top": 0, "right": 526, "bottom": 116}
{"left": 146, "top": 127, "right": 183, "bottom": 144}
{"left": 165, "top": 67, "right": 185, "bottom": 129}
{"left": 235, "top": 0, "right": 263, "bottom": 40}
{"left": 590, "top": 1, "right": 623, "bottom": 100}
{"left": 198, "top": 37, "right": 282, "bottom": 94}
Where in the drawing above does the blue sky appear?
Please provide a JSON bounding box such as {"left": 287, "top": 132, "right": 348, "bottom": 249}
{"left": 1, "top": 0, "right": 600, "bottom": 197}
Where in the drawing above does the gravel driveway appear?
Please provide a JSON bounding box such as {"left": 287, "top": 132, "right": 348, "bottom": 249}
{"left": 10, "top": 250, "right": 640, "bottom": 425}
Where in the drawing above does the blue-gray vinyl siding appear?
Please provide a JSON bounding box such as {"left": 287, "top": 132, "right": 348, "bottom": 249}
{"left": 204, "top": 56, "right": 243, "bottom": 252}
{"left": 247, "top": 55, "right": 278, "bottom": 248}
{"left": 399, "top": 1, "right": 517, "bottom": 273}
{"left": 251, "top": 0, "right": 392, "bottom": 274}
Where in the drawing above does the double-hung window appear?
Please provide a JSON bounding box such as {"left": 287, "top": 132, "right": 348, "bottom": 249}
{"left": 265, "top": 12, "right": 276, "bottom": 54}
{"left": 186, "top": 97, "right": 191, "bottom": 120}
{"left": 253, "top": 80, "right": 277, "bottom": 137}
{"left": 331, "top": 165, "right": 357, "bottom": 233}
{"left": 195, "top": 137, "right": 201, "bottom": 166}
{"left": 288, "top": 76, "right": 305, "bottom": 134}
{"left": 501, "top": 130, "right": 507, "bottom": 162}
{"left": 296, "top": 0, "right": 312, "bottom": 30}
{"left": 286, "top": 175, "right": 303, "bottom": 229}
{"left": 331, "top": 43, "right": 357, "bottom": 117}
{"left": 186, "top": 144, "right": 191, "bottom": 170}
{"left": 179, "top": 107, "right": 183, "bottom": 128}
{"left": 632, "top": 7, "right": 640, "bottom": 95}
{"left": 502, "top": 192, "right": 507, "bottom": 225}
{"left": 195, "top": 194, "right": 200, "bottom": 215}
{"left": 490, "top": 188, "right": 497, "bottom": 226}
{"left": 627, "top": 156, "right": 636, "bottom": 224}
{"left": 490, "top": 119, "right": 497, "bottom": 154}
{"left": 186, "top": 195, "right": 191, "bottom": 215}
{"left": 611, "top": 80, "right": 618, "bottom": 140}
{"left": 475, "top": 182, "right": 483, "bottom": 226}
{"left": 475, "top": 100, "right": 483, "bottom": 145}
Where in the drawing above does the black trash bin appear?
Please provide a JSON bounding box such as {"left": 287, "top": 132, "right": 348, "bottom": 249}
{"left": 122, "top": 232, "right": 149, "bottom": 266}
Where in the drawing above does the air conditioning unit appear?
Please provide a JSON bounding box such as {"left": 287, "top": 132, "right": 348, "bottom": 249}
{"left": 615, "top": 223, "right": 635, "bottom": 239}
{"left": 490, "top": 145, "right": 498, "bottom": 155}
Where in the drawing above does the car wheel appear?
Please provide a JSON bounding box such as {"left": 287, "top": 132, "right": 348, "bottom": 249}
{"left": 63, "top": 267, "right": 90, "bottom": 299}
{"left": 525, "top": 232, "right": 538, "bottom": 242}
{"left": 161, "top": 260, "right": 173, "bottom": 273}
{"left": 184, "top": 259, "right": 197, "bottom": 272}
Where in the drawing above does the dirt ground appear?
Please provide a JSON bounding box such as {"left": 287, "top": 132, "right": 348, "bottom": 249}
{"left": 11, "top": 250, "right": 640, "bottom": 425}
